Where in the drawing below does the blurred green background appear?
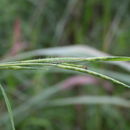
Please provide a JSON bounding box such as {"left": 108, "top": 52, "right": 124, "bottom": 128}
{"left": 0, "top": 0, "right": 130, "bottom": 129}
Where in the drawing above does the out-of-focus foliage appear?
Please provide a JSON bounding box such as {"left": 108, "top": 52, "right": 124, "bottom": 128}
{"left": 0, "top": 0, "right": 130, "bottom": 130}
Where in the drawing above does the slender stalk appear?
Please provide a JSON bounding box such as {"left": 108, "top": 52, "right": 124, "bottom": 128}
{"left": 1, "top": 56, "right": 130, "bottom": 65}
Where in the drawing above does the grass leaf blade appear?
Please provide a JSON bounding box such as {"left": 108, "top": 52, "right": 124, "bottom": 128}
{"left": 0, "top": 84, "right": 15, "bottom": 130}
{"left": 57, "top": 64, "right": 130, "bottom": 88}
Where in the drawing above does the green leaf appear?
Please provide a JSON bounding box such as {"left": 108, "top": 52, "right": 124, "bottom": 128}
{"left": 0, "top": 84, "right": 15, "bottom": 130}
{"left": 0, "top": 56, "right": 130, "bottom": 88}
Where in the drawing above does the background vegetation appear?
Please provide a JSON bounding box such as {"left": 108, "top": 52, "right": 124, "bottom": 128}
{"left": 0, "top": 0, "right": 130, "bottom": 129}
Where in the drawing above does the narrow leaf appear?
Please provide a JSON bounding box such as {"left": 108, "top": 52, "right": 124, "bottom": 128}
{"left": 0, "top": 84, "right": 15, "bottom": 130}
